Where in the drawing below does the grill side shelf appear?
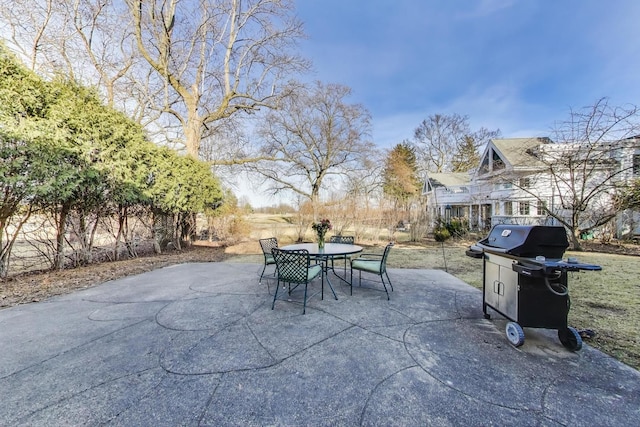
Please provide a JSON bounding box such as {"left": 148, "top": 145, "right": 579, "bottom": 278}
{"left": 512, "top": 263, "right": 545, "bottom": 277}
{"left": 513, "top": 261, "right": 602, "bottom": 276}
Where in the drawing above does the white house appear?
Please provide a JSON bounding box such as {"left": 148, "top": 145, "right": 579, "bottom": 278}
{"left": 423, "top": 137, "right": 640, "bottom": 238}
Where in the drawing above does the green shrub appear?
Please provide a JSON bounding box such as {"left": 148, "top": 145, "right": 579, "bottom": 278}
{"left": 446, "top": 217, "right": 469, "bottom": 238}
{"left": 434, "top": 216, "right": 469, "bottom": 239}
{"left": 433, "top": 228, "right": 451, "bottom": 242}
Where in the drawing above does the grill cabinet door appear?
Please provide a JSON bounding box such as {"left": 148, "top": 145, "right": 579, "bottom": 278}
{"left": 500, "top": 266, "right": 519, "bottom": 320}
{"left": 484, "top": 260, "right": 501, "bottom": 309}
{"left": 484, "top": 254, "right": 519, "bottom": 320}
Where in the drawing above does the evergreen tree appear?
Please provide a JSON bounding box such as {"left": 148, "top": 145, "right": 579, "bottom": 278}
{"left": 382, "top": 142, "right": 421, "bottom": 210}
{"left": 451, "top": 135, "right": 481, "bottom": 172}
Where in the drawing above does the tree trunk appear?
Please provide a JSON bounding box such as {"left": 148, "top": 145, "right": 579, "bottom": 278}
{"left": 152, "top": 209, "right": 170, "bottom": 254}
{"left": 184, "top": 110, "right": 202, "bottom": 159}
{"left": 114, "top": 205, "right": 126, "bottom": 260}
{"left": 570, "top": 229, "right": 582, "bottom": 251}
{"left": 54, "top": 203, "right": 71, "bottom": 270}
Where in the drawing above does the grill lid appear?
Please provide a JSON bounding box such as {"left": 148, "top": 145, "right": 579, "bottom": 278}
{"left": 476, "top": 225, "right": 569, "bottom": 258}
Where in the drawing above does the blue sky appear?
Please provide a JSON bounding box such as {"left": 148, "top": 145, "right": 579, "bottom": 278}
{"left": 295, "top": 0, "right": 640, "bottom": 148}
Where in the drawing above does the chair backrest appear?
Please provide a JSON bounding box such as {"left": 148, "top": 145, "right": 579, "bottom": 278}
{"left": 271, "top": 248, "right": 312, "bottom": 284}
{"left": 380, "top": 243, "right": 394, "bottom": 273}
{"left": 259, "top": 237, "right": 278, "bottom": 257}
{"left": 329, "top": 235, "right": 355, "bottom": 244}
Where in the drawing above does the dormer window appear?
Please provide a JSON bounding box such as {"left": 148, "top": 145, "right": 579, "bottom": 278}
{"left": 479, "top": 147, "right": 507, "bottom": 175}
{"left": 479, "top": 154, "right": 489, "bottom": 174}
{"left": 492, "top": 149, "right": 505, "bottom": 170}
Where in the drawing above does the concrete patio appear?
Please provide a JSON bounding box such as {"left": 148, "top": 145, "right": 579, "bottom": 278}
{"left": 1, "top": 262, "right": 638, "bottom": 426}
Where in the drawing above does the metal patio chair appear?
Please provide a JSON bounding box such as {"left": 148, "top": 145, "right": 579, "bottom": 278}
{"left": 329, "top": 235, "right": 356, "bottom": 274}
{"left": 271, "top": 248, "right": 323, "bottom": 314}
{"left": 258, "top": 237, "right": 278, "bottom": 286}
{"left": 350, "top": 242, "right": 394, "bottom": 300}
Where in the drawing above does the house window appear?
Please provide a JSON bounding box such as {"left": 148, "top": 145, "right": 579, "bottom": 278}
{"left": 479, "top": 154, "right": 489, "bottom": 174}
{"left": 519, "top": 177, "right": 531, "bottom": 188}
{"left": 504, "top": 201, "right": 513, "bottom": 216}
{"left": 492, "top": 149, "right": 505, "bottom": 170}
{"left": 633, "top": 154, "right": 640, "bottom": 176}
{"left": 519, "top": 201, "right": 530, "bottom": 215}
{"left": 536, "top": 199, "right": 547, "bottom": 215}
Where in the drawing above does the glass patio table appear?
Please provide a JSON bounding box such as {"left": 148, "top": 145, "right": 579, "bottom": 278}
{"left": 280, "top": 242, "right": 363, "bottom": 300}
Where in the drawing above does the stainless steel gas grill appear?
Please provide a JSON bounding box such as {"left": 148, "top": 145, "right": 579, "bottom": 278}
{"left": 465, "top": 225, "right": 601, "bottom": 351}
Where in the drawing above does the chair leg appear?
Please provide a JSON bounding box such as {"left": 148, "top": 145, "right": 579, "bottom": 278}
{"left": 349, "top": 268, "right": 353, "bottom": 295}
{"left": 321, "top": 263, "right": 325, "bottom": 301}
{"left": 260, "top": 264, "right": 277, "bottom": 293}
{"left": 302, "top": 282, "right": 308, "bottom": 314}
{"left": 385, "top": 271, "right": 394, "bottom": 292}
{"left": 259, "top": 264, "right": 267, "bottom": 284}
{"left": 380, "top": 273, "right": 390, "bottom": 300}
{"left": 351, "top": 269, "right": 391, "bottom": 300}
{"left": 272, "top": 278, "right": 280, "bottom": 310}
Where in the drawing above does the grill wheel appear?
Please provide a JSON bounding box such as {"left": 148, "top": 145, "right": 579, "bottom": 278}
{"left": 558, "top": 327, "right": 583, "bottom": 351}
{"left": 506, "top": 322, "right": 525, "bottom": 347}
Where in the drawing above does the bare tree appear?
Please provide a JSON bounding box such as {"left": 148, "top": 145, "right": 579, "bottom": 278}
{"left": 1, "top": 0, "right": 308, "bottom": 161}
{"left": 413, "top": 113, "right": 500, "bottom": 173}
{"left": 61, "top": 0, "right": 137, "bottom": 107}
{"left": 251, "top": 81, "right": 375, "bottom": 216}
{"left": 127, "top": 0, "right": 309, "bottom": 158}
{"left": 0, "top": 0, "right": 161, "bottom": 126}
{"left": 0, "top": 0, "right": 59, "bottom": 71}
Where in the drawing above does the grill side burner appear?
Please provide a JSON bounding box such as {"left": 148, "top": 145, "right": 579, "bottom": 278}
{"left": 465, "top": 225, "right": 601, "bottom": 351}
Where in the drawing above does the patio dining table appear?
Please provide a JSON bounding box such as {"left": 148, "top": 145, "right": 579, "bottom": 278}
{"left": 280, "top": 242, "right": 363, "bottom": 300}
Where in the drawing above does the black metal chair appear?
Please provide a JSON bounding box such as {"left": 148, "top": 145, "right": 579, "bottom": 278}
{"left": 329, "top": 235, "right": 355, "bottom": 244}
{"left": 329, "top": 235, "right": 355, "bottom": 275}
{"left": 258, "top": 237, "right": 278, "bottom": 285}
{"left": 350, "top": 242, "right": 394, "bottom": 300}
{"left": 271, "top": 248, "right": 323, "bottom": 314}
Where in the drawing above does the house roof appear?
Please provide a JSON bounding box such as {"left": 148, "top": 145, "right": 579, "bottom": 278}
{"left": 491, "top": 137, "right": 548, "bottom": 169}
{"left": 427, "top": 172, "right": 470, "bottom": 188}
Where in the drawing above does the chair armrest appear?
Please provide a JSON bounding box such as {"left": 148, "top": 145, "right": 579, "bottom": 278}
{"left": 356, "top": 253, "right": 383, "bottom": 259}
